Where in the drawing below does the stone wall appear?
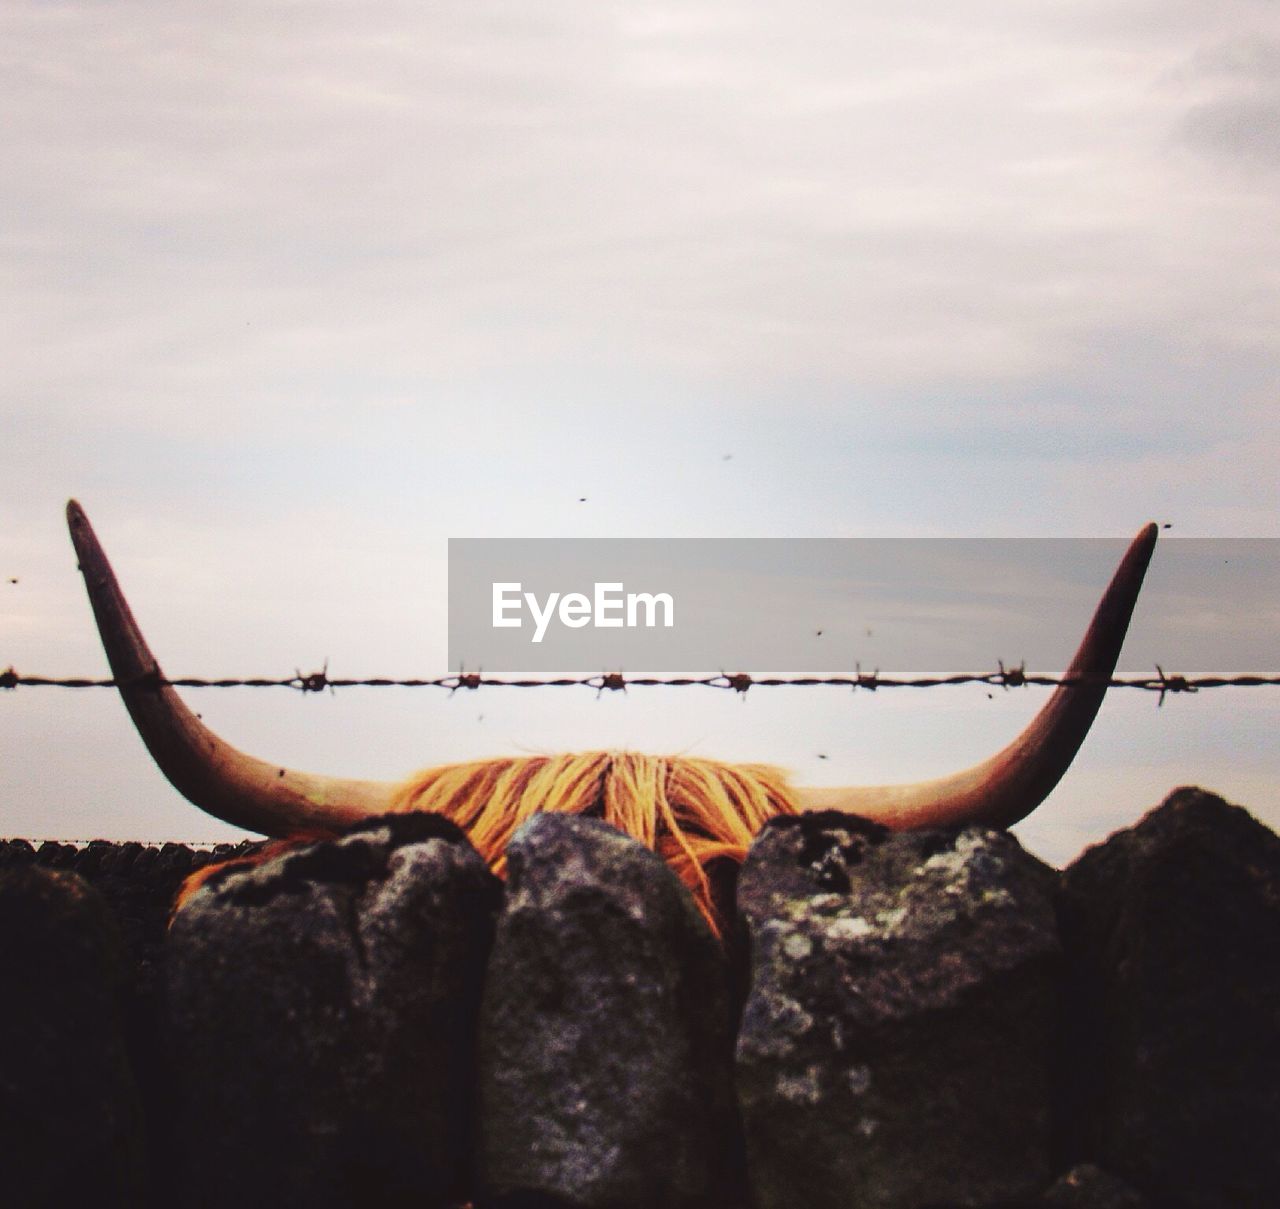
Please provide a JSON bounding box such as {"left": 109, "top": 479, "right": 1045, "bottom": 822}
{"left": 1, "top": 787, "right": 1276, "bottom": 1209}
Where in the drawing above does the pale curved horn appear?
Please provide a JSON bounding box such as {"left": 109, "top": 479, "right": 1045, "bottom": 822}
{"left": 67, "top": 500, "right": 397, "bottom": 836}
{"left": 795, "top": 523, "right": 1158, "bottom": 830}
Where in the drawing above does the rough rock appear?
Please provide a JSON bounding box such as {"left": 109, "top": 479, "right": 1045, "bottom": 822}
{"left": 736, "top": 812, "right": 1060, "bottom": 1209}
{"left": 0, "top": 864, "right": 147, "bottom": 1208}
{"left": 165, "top": 813, "right": 500, "bottom": 1209}
{"left": 1056, "top": 787, "right": 1280, "bottom": 1209}
{"left": 476, "top": 813, "right": 741, "bottom": 1209}
{"left": 1, "top": 837, "right": 274, "bottom": 1203}
{"left": 0, "top": 837, "right": 259, "bottom": 983}
{"left": 0, "top": 838, "right": 37, "bottom": 869}
{"left": 76, "top": 840, "right": 242, "bottom": 1201}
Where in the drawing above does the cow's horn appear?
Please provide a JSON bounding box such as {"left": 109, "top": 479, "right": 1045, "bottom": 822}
{"left": 69, "top": 501, "right": 1156, "bottom": 839}
{"left": 795, "top": 523, "right": 1158, "bottom": 829}
{"left": 67, "top": 500, "right": 397, "bottom": 835}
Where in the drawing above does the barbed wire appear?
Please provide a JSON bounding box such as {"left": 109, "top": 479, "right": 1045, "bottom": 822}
{"left": 3, "top": 664, "right": 1279, "bottom": 705}
{"left": 3, "top": 838, "right": 243, "bottom": 851}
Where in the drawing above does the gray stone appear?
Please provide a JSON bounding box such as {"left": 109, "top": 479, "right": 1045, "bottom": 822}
{"left": 166, "top": 813, "right": 500, "bottom": 1209}
{"left": 3, "top": 836, "right": 260, "bottom": 1202}
{"left": 1056, "top": 787, "right": 1280, "bottom": 1209}
{"left": 476, "top": 813, "right": 741, "bottom": 1209}
{"left": 0, "top": 865, "right": 147, "bottom": 1208}
{"left": 736, "top": 811, "right": 1060, "bottom": 1209}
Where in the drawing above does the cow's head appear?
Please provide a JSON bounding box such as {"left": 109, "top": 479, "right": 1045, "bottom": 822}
{"left": 66, "top": 501, "right": 1156, "bottom": 922}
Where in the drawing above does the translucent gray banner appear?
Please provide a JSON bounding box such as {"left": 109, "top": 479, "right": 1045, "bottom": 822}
{"left": 447, "top": 538, "right": 1278, "bottom": 675}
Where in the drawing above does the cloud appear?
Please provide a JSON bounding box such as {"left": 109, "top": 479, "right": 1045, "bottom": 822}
{"left": 3, "top": 0, "right": 1278, "bottom": 423}
{"left": 1176, "top": 37, "right": 1280, "bottom": 168}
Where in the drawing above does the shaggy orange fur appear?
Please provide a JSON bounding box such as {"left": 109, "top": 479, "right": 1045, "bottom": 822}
{"left": 176, "top": 751, "right": 800, "bottom": 932}
{"left": 394, "top": 751, "right": 799, "bottom": 927}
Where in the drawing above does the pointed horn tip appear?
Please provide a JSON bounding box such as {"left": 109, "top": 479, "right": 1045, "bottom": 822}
{"left": 65, "top": 500, "right": 99, "bottom": 566}
{"left": 66, "top": 499, "right": 93, "bottom": 545}
{"left": 1128, "top": 521, "right": 1159, "bottom": 570}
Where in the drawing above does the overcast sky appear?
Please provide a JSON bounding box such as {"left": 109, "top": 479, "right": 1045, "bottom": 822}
{"left": 3, "top": 1, "right": 1278, "bottom": 863}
